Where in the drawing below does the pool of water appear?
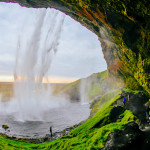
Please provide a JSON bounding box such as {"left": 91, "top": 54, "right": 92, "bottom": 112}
{"left": 0, "top": 102, "right": 90, "bottom": 138}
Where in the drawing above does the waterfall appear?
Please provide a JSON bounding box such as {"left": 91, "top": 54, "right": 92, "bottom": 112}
{"left": 0, "top": 8, "right": 66, "bottom": 122}
{"left": 80, "top": 78, "right": 91, "bottom": 104}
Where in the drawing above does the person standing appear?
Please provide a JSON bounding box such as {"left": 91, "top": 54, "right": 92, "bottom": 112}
{"left": 123, "top": 97, "right": 126, "bottom": 106}
{"left": 50, "top": 126, "right": 52, "bottom": 137}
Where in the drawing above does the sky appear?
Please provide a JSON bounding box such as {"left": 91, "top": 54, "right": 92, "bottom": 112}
{"left": 0, "top": 2, "right": 107, "bottom": 83}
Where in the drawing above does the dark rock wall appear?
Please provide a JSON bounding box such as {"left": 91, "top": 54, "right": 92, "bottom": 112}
{"left": 0, "top": 0, "right": 149, "bottom": 93}
{"left": 103, "top": 122, "right": 143, "bottom": 150}
{"left": 113, "top": 91, "right": 149, "bottom": 124}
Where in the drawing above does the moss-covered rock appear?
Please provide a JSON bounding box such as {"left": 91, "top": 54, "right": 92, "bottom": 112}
{"left": 2, "top": 125, "right": 9, "bottom": 130}
{"left": 103, "top": 122, "right": 143, "bottom": 150}
{"left": 113, "top": 89, "right": 150, "bottom": 125}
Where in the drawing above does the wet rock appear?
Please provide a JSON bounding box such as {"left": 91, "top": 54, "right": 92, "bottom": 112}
{"left": 42, "top": 137, "right": 48, "bottom": 142}
{"left": 113, "top": 91, "right": 149, "bottom": 125}
{"left": 109, "top": 106, "right": 124, "bottom": 123}
{"left": 92, "top": 106, "right": 125, "bottom": 128}
{"left": 140, "top": 127, "right": 150, "bottom": 150}
{"left": 2, "top": 125, "right": 9, "bottom": 130}
{"left": 103, "top": 122, "right": 143, "bottom": 150}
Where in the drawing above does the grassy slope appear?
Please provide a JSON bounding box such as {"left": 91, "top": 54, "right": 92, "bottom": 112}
{"left": 90, "top": 90, "right": 121, "bottom": 117}
{"left": 55, "top": 70, "right": 121, "bottom": 100}
{"left": 0, "top": 90, "right": 135, "bottom": 150}
{"left": 54, "top": 71, "right": 107, "bottom": 93}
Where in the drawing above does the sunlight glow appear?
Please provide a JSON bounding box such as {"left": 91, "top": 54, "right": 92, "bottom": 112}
{"left": 0, "top": 75, "right": 77, "bottom": 83}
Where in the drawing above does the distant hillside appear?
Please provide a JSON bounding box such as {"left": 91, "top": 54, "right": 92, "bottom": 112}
{"left": 53, "top": 70, "right": 121, "bottom": 101}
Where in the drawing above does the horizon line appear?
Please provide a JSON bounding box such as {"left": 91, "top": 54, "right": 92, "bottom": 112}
{"left": 0, "top": 75, "right": 78, "bottom": 84}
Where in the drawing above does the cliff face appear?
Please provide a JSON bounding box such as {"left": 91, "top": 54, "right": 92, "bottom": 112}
{"left": 1, "top": 0, "right": 150, "bottom": 93}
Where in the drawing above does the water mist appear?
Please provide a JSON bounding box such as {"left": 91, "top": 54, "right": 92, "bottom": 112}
{"left": 0, "top": 9, "right": 66, "bottom": 122}
{"left": 80, "top": 78, "right": 91, "bottom": 104}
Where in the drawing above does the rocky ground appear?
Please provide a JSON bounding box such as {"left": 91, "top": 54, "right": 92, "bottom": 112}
{"left": 0, "top": 123, "right": 82, "bottom": 144}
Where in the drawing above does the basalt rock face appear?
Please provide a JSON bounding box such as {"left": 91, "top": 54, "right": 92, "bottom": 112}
{"left": 1, "top": 0, "right": 150, "bottom": 93}
{"left": 103, "top": 122, "right": 143, "bottom": 150}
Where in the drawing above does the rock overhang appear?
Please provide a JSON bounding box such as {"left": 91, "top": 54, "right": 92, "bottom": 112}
{"left": 0, "top": 0, "right": 149, "bottom": 93}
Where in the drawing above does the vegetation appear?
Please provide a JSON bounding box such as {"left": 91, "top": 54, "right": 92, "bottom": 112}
{"left": 2, "top": 125, "right": 9, "bottom": 130}
{"left": 55, "top": 70, "right": 122, "bottom": 100}
{"left": 123, "top": 88, "right": 150, "bottom": 96}
{"left": 90, "top": 90, "right": 121, "bottom": 116}
{"left": 88, "top": 82, "right": 103, "bottom": 99}
{"left": 0, "top": 90, "right": 136, "bottom": 149}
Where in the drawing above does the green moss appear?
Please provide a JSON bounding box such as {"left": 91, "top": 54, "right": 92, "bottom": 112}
{"left": 123, "top": 88, "right": 150, "bottom": 96}
{"left": 134, "top": 54, "right": 150, "bottom": 93}
{"left": 91, "top": 70, "right": 108, "bottom": 82}
{"left": 2, "top": 125, "right": 9, "bottom": 130}
{"left": 89, "top": 83, "right": 103, "bottom": 99}
{"left": 90, "top": 90, "right": 121, "bottom": 116}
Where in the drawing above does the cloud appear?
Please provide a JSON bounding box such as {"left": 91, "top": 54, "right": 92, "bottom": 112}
{"left": 0, "top": 2, "right": 107, "bottom": 80}
{"left": 50, "top": 15, "right": 107, "bottom": 78}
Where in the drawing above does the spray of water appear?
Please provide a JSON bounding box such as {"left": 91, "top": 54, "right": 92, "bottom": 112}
{"left": 80, "top": 78, "right": 91, "bottom": 104}
{"left": 0, "top": 8, "right": 66, "bottom": 122}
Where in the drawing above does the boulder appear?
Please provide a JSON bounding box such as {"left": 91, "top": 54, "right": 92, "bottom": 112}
{"left": 2, "top": 124, "right": 9, "bottom": 130}
{"left": 103, "top": 122, "right": 143, "bottom": 150}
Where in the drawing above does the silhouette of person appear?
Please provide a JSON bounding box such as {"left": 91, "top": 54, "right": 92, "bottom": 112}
{"left": 50, "top": 126, "right": 52, "bottom": 137}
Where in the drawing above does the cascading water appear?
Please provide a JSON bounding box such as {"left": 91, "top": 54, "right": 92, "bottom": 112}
{"left": 0, "top": 8, "right": 66, "bottom": 122}
{"left": 80, "top": 78, "right": 91, "bottom": 104}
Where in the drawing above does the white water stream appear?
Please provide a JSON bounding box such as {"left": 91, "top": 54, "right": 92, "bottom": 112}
{"left": 0, "top": 9, "right": 67, "bottom": 122}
